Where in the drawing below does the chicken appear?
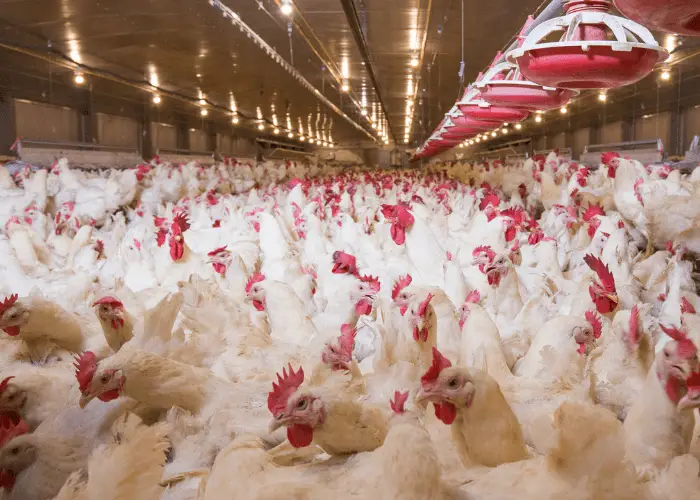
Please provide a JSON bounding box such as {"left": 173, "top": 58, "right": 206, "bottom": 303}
{"left": 416, "top": 347, "right": 528, "bottom": 468}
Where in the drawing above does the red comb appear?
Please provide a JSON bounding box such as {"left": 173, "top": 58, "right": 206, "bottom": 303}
{"left": 601, "top": 152, "right": 620, "bottom": 166}
{"left": 339, "top": 324, "right": 357, "bottom": 356}
{"left": 92, "top": 296, "right": 123, "bottom": 308}
{"left": 172, "top": 213, "right": 190, "bottom": 233}
{"left": 73, "top": 351, "right": 97, "bottom": 393}
{"left": 0, "top": 295, "right": 18, "bottom": 316}
{"left": 0, "top": 412, "right": 28, "bottom": 447}
{"left": 479, "top": 192, "right": 500, "bottom": 211}
{"left": 465, "top": 290, "right": 481, "bottom": 304}
{"left": 417, "top": 293, "right": 434, "bottom": 317}
{"left": 390, "top": 390, "right": 409, "bottom": 414}
{"left": 421, "top": 347, "right": 452, "bottom": 385}
{"left": 582, "top": 204, "right": 605, "bottom": 222}
{"left": 245, "top": 273, "right": 265, "bottom": 294}
{"left": 681, "top": 297, "right": 696, "bottom": 315}
{"left": 584, "top": 254, "right": 616, "bottom": 293}
{"left": 628, "top": 305, "right": 640, "bottom": 345}
{"left": 358, "top": 274, "right": 381, "bottom": 292}
{"left": 392, "top": 274, "right": 413, "bottom": 300}
{"left": 301, "top": 265, "right": 318, "bottom": 280}
{"left": 267, "top": 364, "right": 304, "bottom": 416}
{"left": 332, "top": 251, "right": 357, "bottom": 275}
{"left": 207, "top": 246, "right": 228, "bottom": 257}
{"left": 661, "top": 324, "right": 698, "bottom": 359}
{"left": 0, "top": 377, "right": 14, "bottom": 394}
{"left": 585, "top": 310, "right": 603, "bottom": 339}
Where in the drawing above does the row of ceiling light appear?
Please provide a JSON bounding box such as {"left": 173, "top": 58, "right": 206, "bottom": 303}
{"left": 405, "top": 27, "right": 421, "bottom": 145}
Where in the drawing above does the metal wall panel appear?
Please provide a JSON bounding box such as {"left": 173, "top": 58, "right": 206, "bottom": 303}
{"left": 151, "top": 122, "right": 177, "bottom": 151}
{"left": 634, "top": 112, "right": 669, "bottom": 146}
{"left": 551, "top": 132, "right": 566, "bottom": 150}
{"left": 572, "top": 128, "right": 590, "bottom": 160}
{"left": 683, "top": 105, "right": 700, "bottom": 152}
{"left": 189, "top": 129, "right": 209, "bottom": 152}
{"left": 14, "top": 99, "right": 79, "bottom": 142}
{"left": 97, "top": 113, "right": 139, "bottom": 149}
{"left": 600, "top": 121, "right": 623, "bottom": 144}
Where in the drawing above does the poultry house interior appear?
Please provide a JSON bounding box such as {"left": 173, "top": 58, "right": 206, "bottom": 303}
{"left": 3, "top": 0, "right": 700, "bottom": 499}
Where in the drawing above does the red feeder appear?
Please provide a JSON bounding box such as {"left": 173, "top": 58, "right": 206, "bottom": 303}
{"left": 614, "top": 0, "right": 700, "bottom": 37}
{"left": 457, "top": 88, "right": 530, "bottom": 123}
{"left": 509, "top": 0, "right": 668, "bottom": 90}
{"left": 475, "top": 42, "right": 578, "bottom": 111}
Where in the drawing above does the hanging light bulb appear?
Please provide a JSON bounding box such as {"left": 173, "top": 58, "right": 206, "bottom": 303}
{"left": 299, "top": 135, "right": 305, "bottom": 141}
{"left": 152, "top": 94, "right": 161, "bottom": 104}
{"left": 309, "top": 138, "right": 315, "bottom": 144}
{"left": 515, "top": 123, "right": 522, "bottom": 130}
{"left": 491, "top": 131, "right": 497, "bottom": 137}
{"left": 273, "top": 128, "right": 280, "bottom": 135}
{"left": 288, "top": 132, "right": 294, "bottom": 139}
{"left": 535, "top": 115, "right": 543, "bottom": 123}
{"left": 660, "top": 69, "right": 671, "bottom": 81}
{"left": 280, "top": 0, "right": 292, "bottom": 16}
{"left": 232, "top": 116, "right": 239, "bottom": 124}
{"left": 200, "top": 108, "right": 208, "bottom": 117}
{"left": 598, "top": 92, "right": 608, "bottom": 102}
{"left": 74, "top": 72, "right": 85, "bottom": 85}
{"left": 341, "top": 81, "right": 350, "bottom": 92}
{"left": 560, "top": 106, "right": 568, "bottom": 114}
{"left": 410, "top": 57, "right": 419, "bottom": 68}
{"left": 258, "top": 123, "right": 265, "bottom": 130}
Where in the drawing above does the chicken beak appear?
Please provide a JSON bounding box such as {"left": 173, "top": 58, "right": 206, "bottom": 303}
{"left": 606, "top": 293, "right": 619, "bottom": 303}
{"left": 79, "top": 393, "right": 95, "bottom": 409}
{"left": 415, "top": 386, "right": 438, "bottom": 405}
{"left": 268, "top": 416, "right": 288, "bottom": 433}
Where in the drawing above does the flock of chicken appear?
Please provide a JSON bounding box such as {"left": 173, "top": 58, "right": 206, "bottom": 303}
{"left": 0, "top": 152, "right": 700, "bottom": 499}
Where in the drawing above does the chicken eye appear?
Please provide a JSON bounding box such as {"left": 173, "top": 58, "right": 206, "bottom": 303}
{"left": 100, "top": 374, "right": 110, "bottom": 384}
{"left": 7, "top": 394, "right": 14, "bottom": 401}
{"left": 329, "top": 347, "right": 336, "bottom": 354}
{"left": 448, "top": 378, "right": 460, "bottom": 389}
{"left": 10, "top": 447, "right": 19, "bottom": 455}
{"left": 664, "top": 350, "right": 671, "bottom": 358}
{"left": 296, "top": 398, "right": 308, "bottom": 410}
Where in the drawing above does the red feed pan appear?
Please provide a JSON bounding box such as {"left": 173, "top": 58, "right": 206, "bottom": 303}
{"left": 517, "top": 44, "right": 664, "bottom": 90}
{"left": 458, "top": 104, "right": 529, "bottom": 123}
{"left": 480, "top": 84, "right": 576, "bottom": 111}
{"left": 614, "top": 0, "right": 700, "bottom": 36}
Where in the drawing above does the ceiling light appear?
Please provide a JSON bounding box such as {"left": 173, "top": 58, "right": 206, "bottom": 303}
{"left": 660, "top": 69, "right": 671, "bottom": 81}
{"left": 515, "top": 123, "right": 522, "bottom": 130}
{"left": 476, "top": 138, "right": 481, "bottom": 143}
{"left": 560, "top": 106, "right": 568, "bottom": 114}
{"left": 309, "top": 138, "right": 315, "bottom": 144}
{"left": 273, "top": 128, "right": 280, "bottom": 134}
{"left": 598, "top": 92, "right": 608, "bottom": 102}
{"left": 287, "top": 132, "right": 294, "bottom": 139}
{"left": 410, "top": 57, "right": 419, "bottom": 68}
{"left": 329, "top": 143, "right": 334, "bottom": 148}
{"left": 199, "top": 98, "right": 206, "bottom": 106}
{"left": 372, "top": 123, "right": 377, "bottom": 129}
{"left": 200, "top": 108, "right": 208, "bottom": 116}
{"left": 74, "top": 72, "right": 85, "bottom": 85}
{"left": 280, "top": 1, "right": 292, "bottom": 16}
{"left": 196, "top": 73, "right": 201, "bottom": 78}
{"left": 152, "top": 94, "right": 161, "bottom": 104}
{"left": 232, "top": 116, "right": 239, "bottom": 124}
{"left": 503, "top": 123, "right": 509, "bottom": 126}
{"left": 469, "top": 140, "right": 474, "bottom": 145}
{"left": 535, "top": 115, "right": 543, "bottom": 123}
{"left": 459, "top": 144, "right": 464, "bottom": 148}
{"left": 299, "top": 135, "right": 305, "bottom": 141}
{"left": 404, "top": 139, "right": 409, "bottom": 144}
{"left": 502, "top": 128, "right": 508, "bottom": 135}
{"left": 341, "top": 82, "right": 350, "bottom": 92}
{"left": 258, "top": 123, "right": 265, "bottom": 130}
{"left": 491, "top": 131, "right": 497, "bottom": 137}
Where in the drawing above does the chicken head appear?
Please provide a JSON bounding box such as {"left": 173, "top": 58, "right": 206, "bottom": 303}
{"left": 416, "top": 347, "right": 474, "bottom": 425}
{"left": 0, "top": 378, "right": 25, "bottom": 415}
{"left": 93, "top": 296, "right": 126, "bottom": 331}
{"left": 0, "top": 295, "right": 27, "bottom": 337}
{"left": 321, "top": 324, "right": 356, "bottom": 371}
{"left": 75, "top": 352, "right": 124, "bottom": 408}
{"left": 0, "top": 413, "right": 30, "bottom": 490}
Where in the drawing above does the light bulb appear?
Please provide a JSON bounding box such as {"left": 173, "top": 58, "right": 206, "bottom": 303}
{"left": 410, "top": 57, "right": 419, "bottom": 68}
{"left": 74, "top": 72, "right": 85, "bottom": 85}
{"left": 491, "top": 131, "right": 497, "bottom": 137}
{"left": 199, "top": 98, "right": 206, "bottom": 106}
{"left": 273, "top": 128, "right": 280, "bottom": 134}
{"left": 361, "top": 109, "right": 367, "bottom": 116}
{"left": 288, "top": 132, "right": 293, "bottom": 138}
{"left": 535, "top": 115, "right": 542, "bottom": 123}
{"left": 515, "top": 123, "right": 522, "bottom": 130}
{"left": 476, "top": 138, "right": 481, "bottom": 143}
{"left": 152, "top": 94, "right": 161, "bottom": 104}
{"left": 660, "top": 69, "right": 671, "bottom": 81}
{"left": 329, "top": 143, "right": 334, "bottom": 148}
{"left": 341, "top": 83, "right": 350, "bottom": 92}
{"left": 200, "top": 108, "right": 208, "bottom": 116}
{"left": 232, "top": 117, "right": 239, "bottom": 124}
{"left": 300, "top": 135, "right": 305, "bottom": 141}
{"left": 280, "top": 2, "right": 292, "bottom": 15}
{"left": 502, "top": 128, "right": 508, "bottom": 134}
{"left": 258, "top": 123, "right": 265, "bottom": 130}
{"left": 309, "top": 138, "right": 315, "bottom": 144}
{"left": 598, "top": 92, "right": 608, "bottom": 102}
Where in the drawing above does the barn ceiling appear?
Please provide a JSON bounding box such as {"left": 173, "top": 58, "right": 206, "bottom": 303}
{"left": 0, "top": 0, "right": 550, "bottom": 147}
{"left": 1, "top": 0, "right": 691, "bottom": 150}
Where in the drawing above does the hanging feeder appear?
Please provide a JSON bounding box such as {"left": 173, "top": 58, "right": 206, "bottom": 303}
{"left": 457, "top": 87, "right": 530, "bottom": 123}
{"left": 447, "top": 106, "right": 499, "bottom": 133}
{"left": 509, "top": 0, "right": 668, "bottom": 90}
{"left": 614, "top": 0, "right": 700, "bottom": 37}
{"left": 475, "top": 47, "right": 578, "bottom": 111}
